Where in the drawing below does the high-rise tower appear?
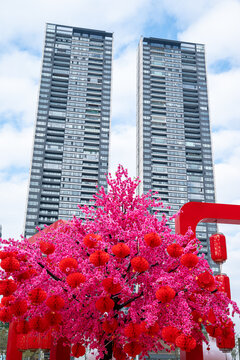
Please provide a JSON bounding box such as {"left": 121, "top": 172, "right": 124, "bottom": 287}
{"left": 137, "top": 37, "right": 218, "bottom": 270}
{"left": 24, "top": 23, "right": 113, "bottom": 237}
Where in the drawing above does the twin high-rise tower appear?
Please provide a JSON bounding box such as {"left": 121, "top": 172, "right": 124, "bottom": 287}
{"left": 24, "top": 24, "right": 217, "bottom": 268}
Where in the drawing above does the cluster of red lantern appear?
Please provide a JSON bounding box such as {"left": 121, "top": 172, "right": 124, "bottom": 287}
{"left": 46, "top": 295, "right": 65, "bottom": 311}
{"left": 0, "top": 279, "right": 17, "bottom": 296}
{"left": 17, "top": 332, "right": 51, "bottom": 351}
{"left": 124, "top": 323, "right": 143, "bottom": 338}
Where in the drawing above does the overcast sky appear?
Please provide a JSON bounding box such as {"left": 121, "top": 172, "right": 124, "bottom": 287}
{"left": 0, "top": 0, "right": 240, "bottom": 343}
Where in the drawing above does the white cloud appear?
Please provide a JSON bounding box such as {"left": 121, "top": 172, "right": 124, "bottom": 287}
{"left": 208, "top": 69, "right": 240, "bottom": 129}
{"left": 0, "top": 124, "right": 33, "bottom": 170}
{"left": 0, "top": 173, "right": 28, "bottom": 239}
{"left": 110, "top": 124, "right": 136, "bottom": 178}
{"left": 111, "top": 45, "right": 136, "bottom": 123}
{"left": 179, "top": 0, "right": 240, "bottom": 65}
{"left": 0, "top": 49, "right": 40, "bottom": 126}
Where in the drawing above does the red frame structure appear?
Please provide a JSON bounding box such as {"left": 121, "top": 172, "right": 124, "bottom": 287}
{"left": 6, "top": 202, "right": 240, "bottom": 359}
{"left": 175, "top": 201, "right": 240, "bottom": 360}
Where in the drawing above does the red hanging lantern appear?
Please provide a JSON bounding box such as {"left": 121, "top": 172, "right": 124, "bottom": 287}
{"left": 72, "top": 343, "right": 86, "bottom": 357}
{"left": 217, "top": 332, "right": 235, "bottom": 353}
{"left": 45, "top": 311, "right": 62, "bottom": 326}
{"left": 0, "top": 279, "right": 17, "bottom": 296}
{"left": 59, "top": 257, "right": 78, "bottom": 273}
{"left": 197, "top": 271, "right": 216, "bottom": 291}
{"left": 102, "top": 278, "right": 122, "bottom": 294}
{"left": 46, "top": 295, "right": 65, "bottom": 311}
{"left": 131, "top": 256, "right": 149, "bottom": 272}
{"left": 215, "top": 274, "right": 231, "bottom": 299}
{"left": 175, "top": 334, "right": 197, "bottom": 352}
{"left": 113, "top": 344, "right": 127, "bottom": 360}
{"left": 95, "top": 296, "right": 114, "bottom": 313}
{"left": 67, "top": 272, "right": 86, "bottom": 288}
{"left": 0, "top": 307, "right": 12, "bottom": 322}
{"left": 1, "top": 256, "right": 20, "bottom": 272}
{"left": 206, "top": 325, "right": 222, "bottom": 338}
{"left": 17, "top": 331, "right": 51, "bottom": 351}
{"left": 102, "top": 318, "right": 118, "bottom": 333}
{"left": 89, "top": 250, "right": 110, "bottom": 267}
{"left": 17, "top": 268, "right": 38, "bottom": 281}
{"left": 28, "top": 288, "right": 47, "bottom": 304}
{"left": 167, "top": 243, "right": 183, "bottom": 258}
{"left": 29, "top": 316, "right": 49, "bottom": 332}
{"left": 156, "top": 286, "right": 176, "bottom": 303}
{"left": 146, "top": 322, "right": 160, "bottom": 336}
{"left": 210, "top": 233, "right": 227, "bottom": 263}
{"left": 1, "top": 295, "right": 15, "bottom": 306}
{"left": 144, "top": 232, "right": 162, "bottom": 248}
{"left": 40, "top": 241, "right": 55, "bottom": 255}
{"left": 112, "top": 243, "right": 130, "bottom": 258}
{"left": 161, "top": 326, "right": 180, "bottom": 343}
{"left": 180, "top": 253, "right": 199, "bottom": 268}
{"left": 123, "top": 341, "right": 142, "bottom": 357}
{"left": 0, "top": 251, "right": 17, "bottom": 260}
{"left": 124, "top": 323, "right": 143, "bottom": 338}
{"left": 16, "top": 320, "right": 30, "bottom": 334}
{"left": 83, "top": 233, "right": 102, "bottom": 248}
{"left": 11, "top": 300, "right": 28, "bottom": 317}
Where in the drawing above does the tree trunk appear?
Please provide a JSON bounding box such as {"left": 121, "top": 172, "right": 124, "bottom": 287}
{"left": 103, "top": 341, "right": 113, "bottom": 360}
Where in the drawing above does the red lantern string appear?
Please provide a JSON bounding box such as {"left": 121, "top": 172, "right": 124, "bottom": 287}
{"left": 180, "top": 253, "right": 199, "bottom": 268}
{"left": 167, "top": 244, "right": 183, "bottom": 258}
{"left": 89, "top": 250, "right": 110, "bottom": 267}
{"left": 83, "top": 233, "right": 102, "bottom": 248}
{"left": 102, "top": 278, "right": 122, "bottom": 294}
{"left": 156, "top": 286, "right": 176, "bottom": 303}
{"left": 112, "top": 243, "right": 130, "bottom": 258}
{"left": 131, "top": 256, "right": 149, "bottom": 272}
{"left": 144, "top": 232, "right": 162, "bottom": 248}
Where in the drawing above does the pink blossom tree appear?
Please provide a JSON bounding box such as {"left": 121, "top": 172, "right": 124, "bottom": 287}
{"left": 0, "top": 166, "right": 239, "bottom": 359}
